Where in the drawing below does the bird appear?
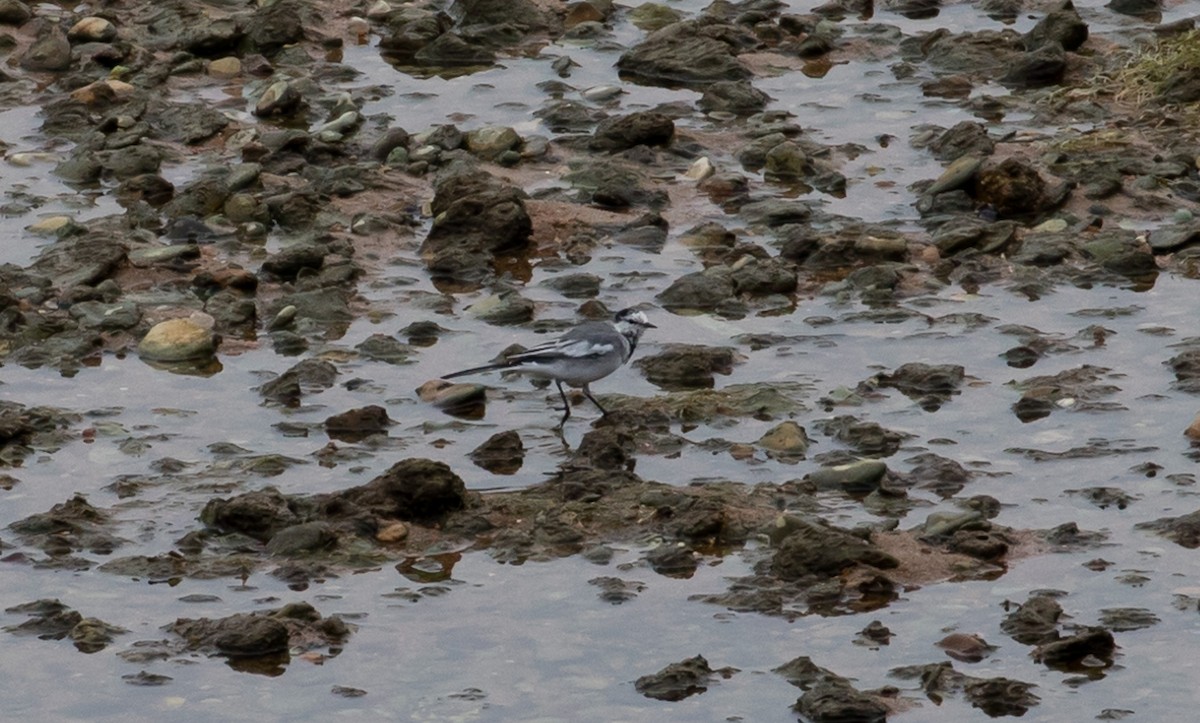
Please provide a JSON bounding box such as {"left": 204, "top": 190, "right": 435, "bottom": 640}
{"left": 442, "top": 308, "right": 655, "bottom": 424}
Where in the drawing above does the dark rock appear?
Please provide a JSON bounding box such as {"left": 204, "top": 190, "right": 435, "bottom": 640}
{"left": 1034, "top": 626, "right": 1116, "bottom": 667}
{"left": 265, "top": 521, "right": 337, "bottom": 556}
{"left": 20, "top": 19, "right": 70, "bottom": 71}
{"left": 4, "top": 599, "right": 82, "bottom": 639}
{"left": 634, "top": 655, "right": 729, "bottom": 701}
{"left": 0, "top": 0, "right": 32, "bottom": 26}
{"left": 1000, "top": 593, "right": 1063, "bottom": 645}
{"left": 324, "top": 405, "right": 390, "bottom": 441}
{"left": 923, "top": 121, "right": 995, "bottom": 163}
{"left": 796, "top": 680, "right": 888, "bottom": 723}
{"left": 258, "top": 359, "right": 338, "bottom": 405}
{"left": 563, "top": 159, "right": 665, "bottom": 209}
{"left": 1001, "top": 42, "right": 1066, "bottom": 88}
{"left": 371, "top": 127, "right": 411, "bottom": 162}
{"left": 730, "top": 256, "right": 797, "bottom": 295}
{"left": 588, "top": 576, "right": 646, "bottom": 604}
{"left": 974, "top": 158, "right": 1049, "bottom": 218}
{"left": 170, "top": 613, "right": 289, "bottom": 657}
{"left": 355, "top": 334, "right": 412, "bottom": 364}
{"left": 963, "top": 677, "right": 1040, "bottom": 716}
{"left": 634, "top": 344, "right": 741, "bottom": 390}
{"left": 1106, "top": 0, "right": 1161, "bottom": 19}
{"left": 9, "top": 494, "right": 125, "bottom": 555}
{"left": 542, "top": 272, "right": 601, "bottom": 299}
{"left": 70, "top": 617, "right": 129, "bottom": 653}
{"left": 769, "top": 518, "right": 898, "bottom": 581}
{"left": 201, "top": 487, "right": 302, "bottom": 542}
{"left": 616, "top": 18, "right": 754, "bottom": 87}
{"left": 1026, "top": 1, "right": 1088, "bottom": 52}
{"left": 260, "top": 243, "right": 327, "bottom": 280}
{"left": 877, "top": 362, "right": 965, "bottom": 411}
{"left": 814, "top": 416, "right": 907, "bottom": 457}
{"left": 947, "top": 527, "right": 1010, "bottom": 560}
{"left": 656, "top": 268, "right": 735, "bottom": 311}
{"left": 246, "top": 0, "right": 306, "bottom": 52}
{"left": 420, "top": 169, "right": 531, "bottom": 282}
{"left": 698, "top": 80, "right": 770, "bottom": 115}
{"left": 414, "top": 32, "right": 495, "bottom": 67}
{"left": 589, "top": 111, "right": 674, "bottom": 152}
{"left": 334, "top": 458, "right": 467, "bottom": 521}
{"left": 469, "top": 430, "right": 524, "bottom": 474}
{"left": 1135, "top": 508, "right": 1200, "bottom": 548}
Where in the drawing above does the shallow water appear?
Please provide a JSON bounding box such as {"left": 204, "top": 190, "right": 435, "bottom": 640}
{"left": 4, "top": 0, "right": 1200, "bottom": 720}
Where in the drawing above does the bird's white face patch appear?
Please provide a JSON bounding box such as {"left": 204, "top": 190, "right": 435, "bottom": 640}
{"left": 623, "top": 310, "right": 650, "bottom": 326}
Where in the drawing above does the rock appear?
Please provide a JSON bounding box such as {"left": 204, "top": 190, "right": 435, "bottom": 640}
{"left": 589, "top": 111, "right": 674, "bottom": 152}
{"left": 656, "top": 268, "right": 735, "bottom": 311}
{"left": 634, "top": 655, "right": 729, "bottom": 701}
{"left": 414, "top": 32, "right": 495, "bottom": 67}
{"left": 764, "top": 141, "right": 807, "bottom": 180}
{"left": 258, "top": 358, "right": 338, "bottom": 405}
{"left": 963, "top": 677, "right": 1041, "bottom": 716}
{"left": 260, "top": 243, "right": 328, "bottom": 280}
{"left": 464, "top": 293, "right": 535, "bottom": 325}
{"left": 137, "top": 318, "right": 217, "bottom": 362}
{"left": 729, "top": 255, "right": 797, "bottom": 295}
{"left": 1034, "top": 626, "right": 1116, "bottom": 667}
{"left": 796, "top": 680, "right": 888, "bottom": 723}
{"left": 324, "top": 405, "right": 390, "bottom": 441}
{"left": 542, "top": 272, "right": 601, "bottom": 299}
{"left": 877, "top": 362, "right": 965, "bottom": 411}
{"left": 465, "top": 126, "right": 521, "bottom": 160}
{"left": 683, "top": 157, "right": 715, "bottom": 181}
{"left": 416, "top": 380, "right": 488, "bottom": 413}
{"left": 208, "top": 57, "right": 241, "bottom": 77}
{"left": 246, "top": 0, "right": 306, "bottom": 52}
{"left": 634, "top": 344, "right": 740, "bottom": 390}
{"left": 617, "top": 18, "right": 753, "bottom": 87}
{"left": 1001, "top": 42, "right": 1066, "bottom": 88}
{"left": 1135, "top": 508, "right": 1200, "bottom": 548}
{"left": 354, "top": 334, "right": 411, "bottom": 364}
{"left": 1000, "top": 593, "right": 1063, "bottom": 645}
{"left": 0, "top": 0, "right": 32, "bottom": 26}
{"left": 975, "top": 158, "right": 1048, "bottom": 217}
{"left": 1026, "top": 1, "right": 1088, "bottom": 52}
{"left": 265, "top": 521, "right": 337, "bottom": 556}
{"left": 254, "top": 80, "right": 304, "bottom": 117}
{"left": 769, "top": 517, "right": 898, "bottom": 581}
{"left": 20, "top": 19, "right": 71, "bottom": 71}
{"left": 67, "top": 17, "right": 117, "bottom": 43}
{"left": 420, "top": 170, "right": 532, "bottom": 282}
{"left": 698, "top": 80, "right": 770, "bottom": 114}
{"left": 629, "top": 3, "right": 682, "bottom": 31}
{"left": 757, "top": 421, "right": 810, "bottom": 460}
{"left": 201, "top": 487, "right": 302, "bottom": 541}
{"left": 469, "top": 430, "right": 524, "bottom": 474}
{"left": 170, "top": 614, "right": 289, "bottom": 657}
{"left": 69, "top": 300, "right": 140, "bottom": 330}
{"left": 334, "top": 458, "right": 467, "bottom": 521}
{"left": 936, "top": 632, "right": 997, "bottom": 663}
{"left": 807, "top": 459, "right": 888, "bottom": 494}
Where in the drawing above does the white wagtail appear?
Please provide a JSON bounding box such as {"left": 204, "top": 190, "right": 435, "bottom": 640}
{"left": 442, "top": 308, "right": 655, "bottom": 423}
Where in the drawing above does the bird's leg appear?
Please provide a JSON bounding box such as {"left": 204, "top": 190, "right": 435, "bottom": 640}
{"left": 555, "top": 380, "right": 572, "bottom": 424}
{"left": 581, "top": 384, "right": 609, "bottom": 417}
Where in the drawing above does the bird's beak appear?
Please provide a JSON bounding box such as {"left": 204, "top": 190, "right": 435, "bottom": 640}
{"left": 644, "top": 321, "right": 657, "bottom": 329}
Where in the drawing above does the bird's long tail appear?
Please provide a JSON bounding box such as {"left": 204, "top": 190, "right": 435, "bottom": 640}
{"left": 442, "top": 361, "right": 515, "bottom": 380}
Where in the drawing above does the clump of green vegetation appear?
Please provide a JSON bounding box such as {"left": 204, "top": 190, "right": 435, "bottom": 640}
{"left": 1114, "top": 29, "right": 1200, "bottom": 106}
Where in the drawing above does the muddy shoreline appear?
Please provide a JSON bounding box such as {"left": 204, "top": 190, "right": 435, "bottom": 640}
{"left": 3, "top": 0, "right": 1200, "bottom": 718}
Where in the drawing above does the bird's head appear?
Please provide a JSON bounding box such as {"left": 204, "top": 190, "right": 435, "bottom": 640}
{"left": 614, "top": 308, "right": 655, "bottom": 352}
